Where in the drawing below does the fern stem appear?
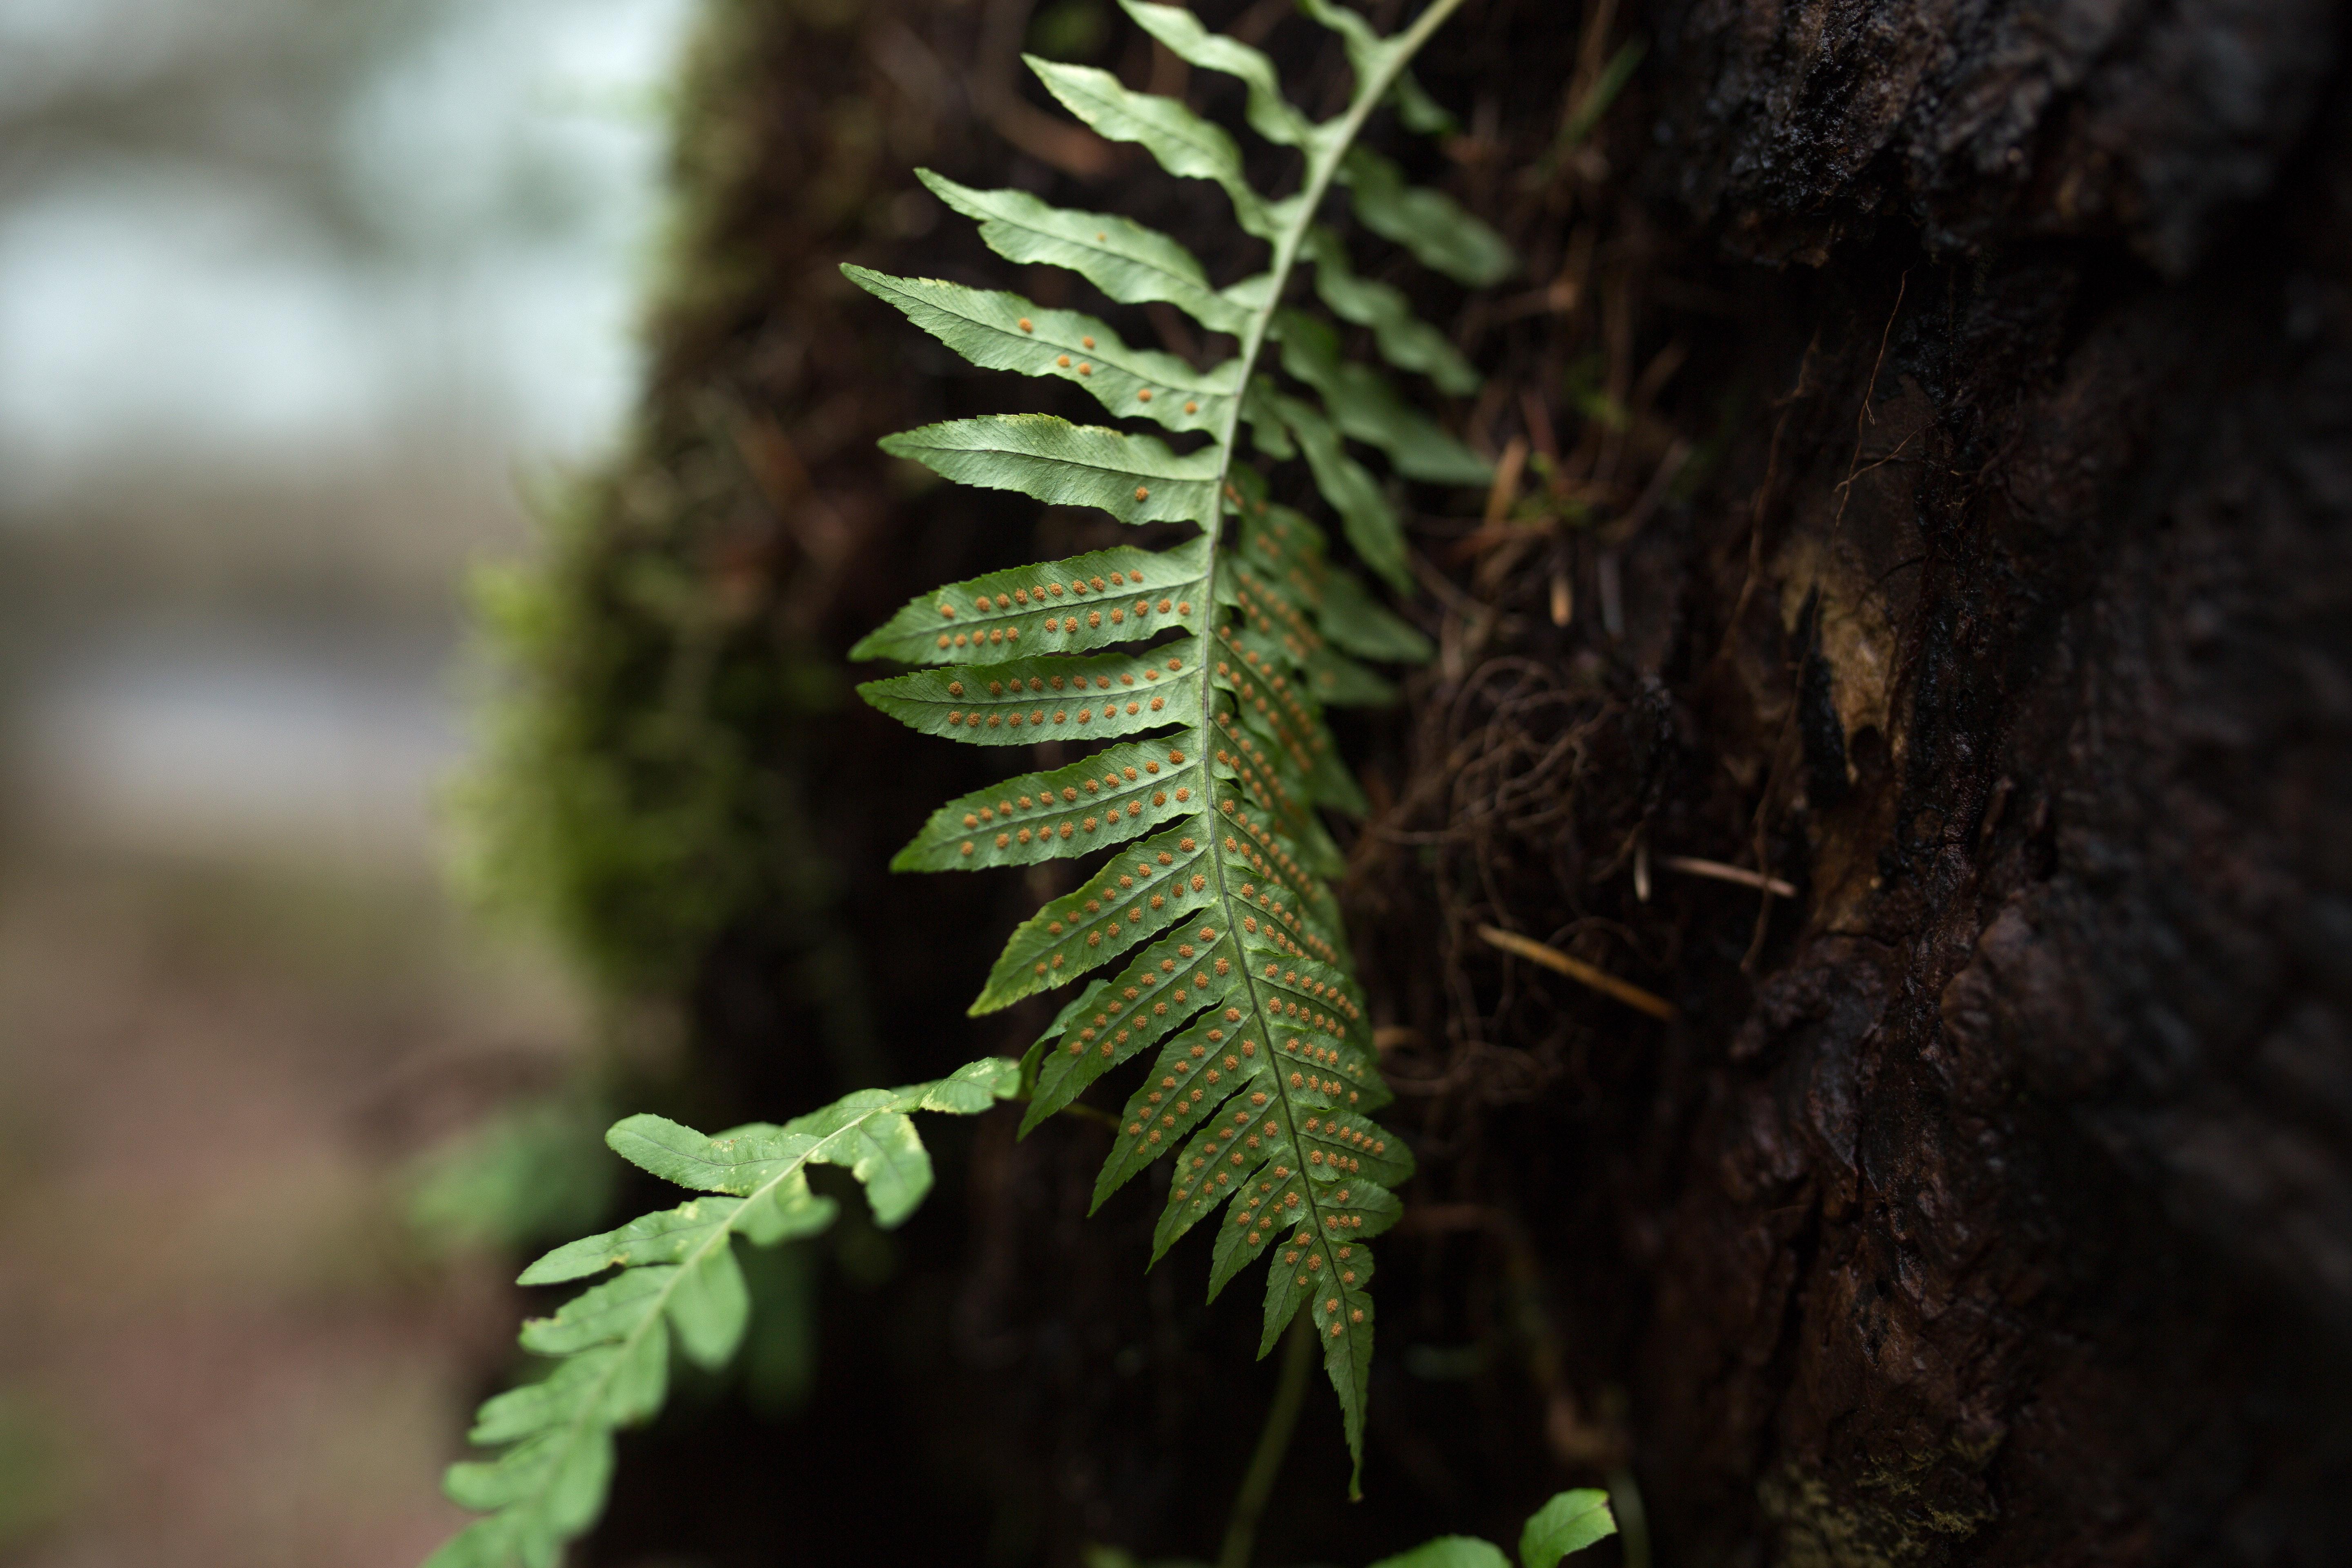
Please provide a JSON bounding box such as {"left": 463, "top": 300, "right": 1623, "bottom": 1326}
{"left": 1608, "top": 1465, "right": 1651, "bottom": 1568}
{"left": 1218, "top": 1305, "right": 1319, "bottom": 1568}
{"left": 1187, "top": 0, "right": 1471, "bottom": 1492}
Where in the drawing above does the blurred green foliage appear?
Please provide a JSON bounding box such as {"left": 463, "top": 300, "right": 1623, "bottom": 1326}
{"left": 452, "top": 496, "right": 793, "bottom": 996}
{"left": 0, "top": 1397, "right": 77, "bottom": 1552}
{"left": 448, "top": 0, "right": 848, "bottom": 1003}
{"left": 1030, "top": 0, "right": 1114, "bottom": 60}
{"left": 409, "top": 1095, "right": 619, "bottom": 1254}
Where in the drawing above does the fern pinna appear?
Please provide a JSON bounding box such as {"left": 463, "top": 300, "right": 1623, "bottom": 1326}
{"left": 849, "top": 0, "right": 1505, "bottom": 1489}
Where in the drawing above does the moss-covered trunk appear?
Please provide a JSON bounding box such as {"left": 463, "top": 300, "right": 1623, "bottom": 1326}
{"left": 492, "top": 0, "right": 2351, "bottom": 1562}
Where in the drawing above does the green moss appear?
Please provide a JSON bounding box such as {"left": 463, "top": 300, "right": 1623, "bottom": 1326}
{"left": 450, "top": 0, "right": 854, "bottom": 1002}
{"left": 408, "top": 1092, "right": 618, "bottom": 1253}
{"left": 0, "top": 1396, "right": 78, "bottom": 1551}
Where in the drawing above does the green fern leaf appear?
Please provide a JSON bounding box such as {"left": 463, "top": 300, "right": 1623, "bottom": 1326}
{"left": 849, "top": 0, "right": 1504, "bottom": 1494}
{"left": 1123, "top": 1, "right": 1314, "bottom": 149}
{"left": 892, "top": 739, "right": 1212, "bottom": 871}
{"left": 1336, "top": 145, "right": 1514, "bottom": 287}
{"left": 917, "top": 171, "right": 1253, "bottom": 334}
{"left": 1296, "top": 0, "right": 1395, "bottom": 74}
{"left": 1212, "top": 621, "right": 1368, "bottom": 813}
{"left": 1364, "top": 1488, "right": 1618, "bottom": 1568}
{"left": 1092, "top": 1007, "right": 1271, "bottom": 1206}
{"left": 1311, "top": 649, "right": 1398, "bottom": 706}
{"left": 1274, "top": 392, "right": 1410, "bottom": 592}
{"left": 1388, "top": 67, "right": 1460, "bottom": 136}
{"left": 1519, "top": 1490, "right": 1619, "bottom": 1568}
{"left": 1295, "top": 0, "right": 1510, "bottom": 285}
{"left": 423, "top": 1060, "right": 1019, "bottom": 1568}
{"left": 1303, "top": 227, "right": 1482, "bottom": 395}
{"left": 851, "top": 535, "right": 1211, "bottom": 666}
{"left": 880, "top": 415, "right": 1222, "bottom": 523}
{"left": 1022, "top": 976, "right": 1116, "bottom": 1093}
{"left": 1231, "top": 491, "right": 1430, "bottom": 663}
{"left": 1274, "top": 310, "right": 1491, "bottom": 484}
{"left": 1022, "top": 917, "right": 1245, "bottom": 1125}
{"left": 519, "top": 1184, "right": 832, "bottom": 1282}
{"left": 1241, "top": 377, "right": 1301, "bottom": 460}
{"left": 1317, "top": 561, "right": 1434, "bottom": 662}
{"left": 844, "top": 267, "right": 1240, "bottom": 435}
{"left": 859, "top": 641, "right": 1206, "bottom": 746}
{"left": 978, "top": 825, "right": 1218, "bottom": 1009}
{"left": 1223, "top": 556, "right": 1396, "bottom": 707}
{"left": 1026, "top": 56, "right": 1283, "bottom": 238}
{"left": 1370, "top": 1541, "right": 1510, "bottom": 1568}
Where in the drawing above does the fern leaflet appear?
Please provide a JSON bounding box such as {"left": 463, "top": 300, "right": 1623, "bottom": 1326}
{"left": 423, "top": 1058, "right": 1020, "bottom": 1568}
{"left": 849, "top": 0, "right": 1503, "bottom": 1490}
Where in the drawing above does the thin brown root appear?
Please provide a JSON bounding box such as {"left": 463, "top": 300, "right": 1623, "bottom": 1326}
{"left": 1657, "top": 855, "right": 1796, "bottom": 898}
{"left": 1475, "top": 924, "right": 1676, "bottom": 1021}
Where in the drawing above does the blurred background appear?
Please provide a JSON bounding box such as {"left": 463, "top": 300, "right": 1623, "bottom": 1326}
{"left": 0, "top": 0, "right": 693, "bottom": 1560}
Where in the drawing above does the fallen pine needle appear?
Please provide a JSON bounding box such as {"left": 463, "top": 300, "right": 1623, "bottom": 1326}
{"left": 1657, "top": 855, "right": 1797, "bottom": 898}
{"left": 1476, "top": 924, "right": 1677, "bottom": 1021}
{"left": 1484, "top": 435, "right": 1528, "bottom": 525}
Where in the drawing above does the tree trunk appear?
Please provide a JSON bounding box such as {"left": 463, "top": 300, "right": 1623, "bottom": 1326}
{"left": 541, "top": 0, "right": 2352, "bottom": 1562}
{"left": 1588, "top": 1, "right": 2352, "bottom": 1559}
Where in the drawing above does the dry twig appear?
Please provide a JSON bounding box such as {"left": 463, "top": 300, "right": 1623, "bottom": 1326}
{"left": 1475, "top": 924, "right": 1676, "bottom": 1021}
{"left": 1657, "top": 855, "right": 1795, "bottom": 898}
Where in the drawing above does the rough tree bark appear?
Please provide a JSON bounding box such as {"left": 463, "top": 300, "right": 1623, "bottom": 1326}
{"left": 535, "top": 0, "right": 2351, "bottom": 1564}
{"left": 1604, "top": 0, "right": 2352, "bottom": 1559}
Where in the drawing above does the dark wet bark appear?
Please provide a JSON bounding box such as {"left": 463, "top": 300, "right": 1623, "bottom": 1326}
{"left": 1596, "top": 1, "right": 2352, "bottom": 1559}
{"left": 563, "top": 0, "right": 2352, "bottom": 1563}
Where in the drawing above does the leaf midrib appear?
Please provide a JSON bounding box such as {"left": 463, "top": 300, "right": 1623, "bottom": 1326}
{"left": 855, "top": 269, "right": 1240, "bottom": 395}
{"left": 883, "top": 419, "right": 1223, "bottom": 482}
{"left": 1176, "top": 0, "right": 1470, "bottom": 1412}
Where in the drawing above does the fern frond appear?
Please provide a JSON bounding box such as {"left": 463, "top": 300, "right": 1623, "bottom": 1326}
{"left": 424, "top": 1060, "right": 1018, "bottom": 1568}
{"left": 1336, "top": 145, "right": 1514, "bottom": 286}
{"left": 849, "top": 0, "right": 1501, "bottom": 1495}
{"left": 1124, "top": 2, "right": 1314, "bottom": 150}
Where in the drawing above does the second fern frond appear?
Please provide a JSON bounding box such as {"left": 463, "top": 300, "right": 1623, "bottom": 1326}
{"left": 423, "top": 1058, "right": 1021, "bottom": 1567}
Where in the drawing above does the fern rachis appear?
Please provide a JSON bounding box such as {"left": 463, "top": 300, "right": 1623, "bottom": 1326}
{"left": 851, "top": 0, "right": 1506, "bottom": 1489}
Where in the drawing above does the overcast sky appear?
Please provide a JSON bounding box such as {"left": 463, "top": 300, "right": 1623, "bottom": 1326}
{"left": 0, "top": 0, "right": 694, "bottom": 506}
{"left": 0, "top": 0, "right": 700, "bottom": 862}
